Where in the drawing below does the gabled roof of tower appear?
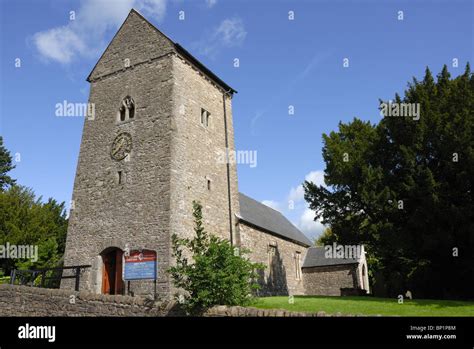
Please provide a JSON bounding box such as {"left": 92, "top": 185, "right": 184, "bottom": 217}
{"left": 238, "top": 193, "right": 312, "bottom": 247}
{"left": 87, "top": 9, "right": 237, "bottom": 94}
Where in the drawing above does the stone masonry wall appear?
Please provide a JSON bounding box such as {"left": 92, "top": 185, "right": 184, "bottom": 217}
{"left": 238, "top": 222, "right": 308, "bottom": 296}
{"left": 169, "top": 53, "right": 240, "bottom": 248}
{"left": 0, "top": 285, "right": 174, "bottom": 317}
{"left": 303, "top": 264, "right": 359, "bottom": 296}
{"left": 167, "top": 52, "right": 241, "bottom": 297}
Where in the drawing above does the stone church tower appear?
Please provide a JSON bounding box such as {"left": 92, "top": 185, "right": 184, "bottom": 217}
{"left": 62, "top": 9, "right": 240, "bottom": 297}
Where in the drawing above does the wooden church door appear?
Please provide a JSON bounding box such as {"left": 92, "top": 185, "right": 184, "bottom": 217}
{"left": 102, "top": 248, "right": 124, "bottom": 295}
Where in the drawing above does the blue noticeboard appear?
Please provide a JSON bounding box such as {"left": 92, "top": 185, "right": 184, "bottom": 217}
{"left": 124, "top": 260, "right": 157, "bottom": 280}
{"left": 123, "top": 250, "right": 157, "bottom": 280}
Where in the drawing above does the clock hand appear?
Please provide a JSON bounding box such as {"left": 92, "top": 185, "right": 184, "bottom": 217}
{"left": 112, "top": 147, "right": 121, "bottom": 156}
{"left": 113, "top": 139, "right": 126, "bottom": 155}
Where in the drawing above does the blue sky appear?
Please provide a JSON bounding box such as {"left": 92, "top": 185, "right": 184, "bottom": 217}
{"left": 1, "top": 0, "right": 472, "bottom": 240}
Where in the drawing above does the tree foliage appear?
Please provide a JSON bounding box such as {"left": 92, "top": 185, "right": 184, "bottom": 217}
{"left": 0, "top": 138, "right": 68, "bottom": 276}
{"left": 316, "top": 227, "right": 333, "bottom": 246}
{"left": 304, "top": 64, "right": 474, "bottom": 299}
{"left": 0, "top": 185, "right": 68, "bottom": 274}
{"left": 169, "top": 201, "right": 264, "bottom": 313}
{"left": 0, "top": 136, "right": 16, "bottom": 191}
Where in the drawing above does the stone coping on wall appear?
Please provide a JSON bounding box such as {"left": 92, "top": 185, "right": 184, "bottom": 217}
{"left": 205, "top": 305, "right": 376, "bottom": 317}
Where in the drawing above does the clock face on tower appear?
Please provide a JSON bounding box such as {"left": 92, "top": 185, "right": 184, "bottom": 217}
{"left": 111, "top": 132, "right": 132, "bottom": 161}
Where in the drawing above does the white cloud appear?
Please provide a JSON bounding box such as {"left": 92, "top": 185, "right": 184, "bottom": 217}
{"left": 33, "top": 26, "right": 86, "bottom": 64}
{"left": 298, "top": 208, "right": 325, "bottom": 240}
{"left": 196, "top": 17, "right": 247, "bottom": 58}
{"left": 288, "top": 170, "right": 325, "bottom": 203}
{"left": 287, "top": 170, "right": 327, "bottom": 241}
{"left": 249, "top": 170, "right": 327, "bottom": 242}
{"left": 136, "top": 0, "right": 167, "bottom": 20}
{"left": 288, "top": 185, "right": 305, "bottom": 203}
{"left": 32, "top": 0, "right": 167, "bottom": 64}
{"left": 205, "top": 0, "right": 217, "bottom": 8}
{"left": 215, "top": 18, "right": 246, "bottom": 46}
{"left": 261, "top": 200, "right": 281, "bottom": 212}
{"left": 305, "top": 170, "right": 325, "bottom": 186}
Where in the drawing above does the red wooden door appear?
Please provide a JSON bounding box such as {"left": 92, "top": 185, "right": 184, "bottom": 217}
{"left": 102, "top": 253, "right": 112, "bottom": 294}
{"left": 102, "top": 249, "right": 123, "bottom": 295}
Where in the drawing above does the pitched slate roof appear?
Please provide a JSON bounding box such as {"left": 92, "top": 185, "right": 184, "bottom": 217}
{"left": 238, "top": 193, "right": 312, "bottom": 247}
{"left": 302, "top": 246, "right": 360, "bottom": 268}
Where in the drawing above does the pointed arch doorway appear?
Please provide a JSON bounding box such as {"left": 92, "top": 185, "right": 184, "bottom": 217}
{"left": 101, "top": 247, "right": 124, "bottom": 295}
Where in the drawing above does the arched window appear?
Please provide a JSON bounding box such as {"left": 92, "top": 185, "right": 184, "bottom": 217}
{"left": 118, "top": 96, "right": 135, "bottom": 122}
{"left": 127, "top": 97, "right": 135, "bottom": 119}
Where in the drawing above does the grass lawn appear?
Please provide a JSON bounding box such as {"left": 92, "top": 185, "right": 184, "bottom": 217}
{"left": 252, "top": 296, "right": 474, "bottom": 316}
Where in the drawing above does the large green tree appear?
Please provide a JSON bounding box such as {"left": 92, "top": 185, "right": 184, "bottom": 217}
{"left": 0, "top": 185, "right": 68, "bottom": 274}
{"left": 304, "top": 64, "right": 474, "bottom": 300}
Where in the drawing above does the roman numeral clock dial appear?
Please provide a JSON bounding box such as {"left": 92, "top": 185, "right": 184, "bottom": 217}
{"left": 111, "top": 132, "right": 132, "bottom": 161}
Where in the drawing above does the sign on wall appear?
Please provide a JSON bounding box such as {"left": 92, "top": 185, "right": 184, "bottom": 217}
{"left": 123, "top": 250, "right": 157, "bottom": 280}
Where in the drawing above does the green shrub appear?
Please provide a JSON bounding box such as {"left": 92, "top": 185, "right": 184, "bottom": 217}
{"left": 169, "top": 201, "right": 264, "bottom": 314}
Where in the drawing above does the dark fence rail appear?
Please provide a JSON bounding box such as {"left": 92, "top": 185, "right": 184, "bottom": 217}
{"left": 10, "top": 265, "right": 91, "bottom": 291}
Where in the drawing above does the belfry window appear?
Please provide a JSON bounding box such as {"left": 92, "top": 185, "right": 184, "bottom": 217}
{"left": 128, "top": 100, "right": 135, "bottom": 119}
{"left": 118, "top": 96, "right": 135, "bottom": 122}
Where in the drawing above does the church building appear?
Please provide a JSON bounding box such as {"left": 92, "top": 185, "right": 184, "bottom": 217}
{"left": 62, "top": 9, "right": 369, "bottom": 298}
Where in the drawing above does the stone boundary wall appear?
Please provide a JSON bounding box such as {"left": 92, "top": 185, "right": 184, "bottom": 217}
{"left": 0, "top": 285, "right": 175, "bottom": 317}
{"left": 204, "top": 305, "right": 360, "bottom": 317}
{"left": 0, "top": 285, "right": 365, "bottom": 317}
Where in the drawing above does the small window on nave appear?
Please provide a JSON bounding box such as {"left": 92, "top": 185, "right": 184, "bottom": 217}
{"left": 201, "top": 108, "right": 210, "bottom": 127}
{"left": 295, "top": 251, "right": 302, "bottom": 280}
{"left": 267, "top": 244, "right": 277, "bottom": 267}
{"left": 118, "top": 96, "right": 135, "bottom": 122}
